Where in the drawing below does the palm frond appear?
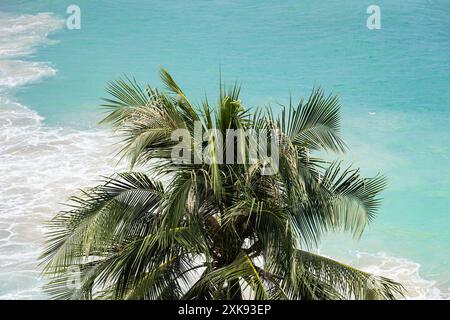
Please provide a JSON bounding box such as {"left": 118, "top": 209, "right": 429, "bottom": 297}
{"left": 100, "top": 76, "right": 149, "bottom": 126}
{"left": 279, "top": 88, "right": 346, "bottom": 153}
{"left": 288, "top": 250, "right": 404, "bottom": 300}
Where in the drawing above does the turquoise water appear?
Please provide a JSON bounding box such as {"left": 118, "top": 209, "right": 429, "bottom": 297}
{"left": 0, "top": 0, "right": 448, "bottom": 298}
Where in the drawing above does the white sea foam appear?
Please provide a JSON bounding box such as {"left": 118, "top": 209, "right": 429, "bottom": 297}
{"left": 0, "top": 60, "right": 57, "bottom": 89}
{"left": 348, "top": 251, "right": 449, "bottom": 300}
{"left": 0, "top": 99, "right": 123, "bottom": 299}
{"left": 0, "top": 12, "right": 63, "bottom": 59}
{"left": 0, "top": 11, "right": 122, "bottom": 299}
{"left": 0, "top": 12, "right": 62, "bottom": 93}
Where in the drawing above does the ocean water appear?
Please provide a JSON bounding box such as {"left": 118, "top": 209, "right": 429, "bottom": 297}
{"left": 0, "top": 0, "right": 448, "bottom": 299}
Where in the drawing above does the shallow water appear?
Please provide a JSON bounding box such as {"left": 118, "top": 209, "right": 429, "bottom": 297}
{"left": 0, "top": 1, "right": 449, "bottom": 299}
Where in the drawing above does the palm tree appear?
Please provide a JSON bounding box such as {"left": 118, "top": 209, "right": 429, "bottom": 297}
{"left": 41, "top": 69, "right": 404, "bottom": 300}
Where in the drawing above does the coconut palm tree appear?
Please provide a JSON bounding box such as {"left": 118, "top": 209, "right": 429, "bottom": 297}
{"left": 41, "top": 69, "right": 404, "bottom": 300}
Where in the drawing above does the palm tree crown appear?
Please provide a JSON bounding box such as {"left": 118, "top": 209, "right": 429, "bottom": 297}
{"left": 41, "top": 69, "right": 404, "bottom": 300}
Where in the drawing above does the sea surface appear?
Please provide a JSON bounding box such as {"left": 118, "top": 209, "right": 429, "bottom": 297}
{"left": 0, "top": 0, "right": 448, "bottom": 299}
